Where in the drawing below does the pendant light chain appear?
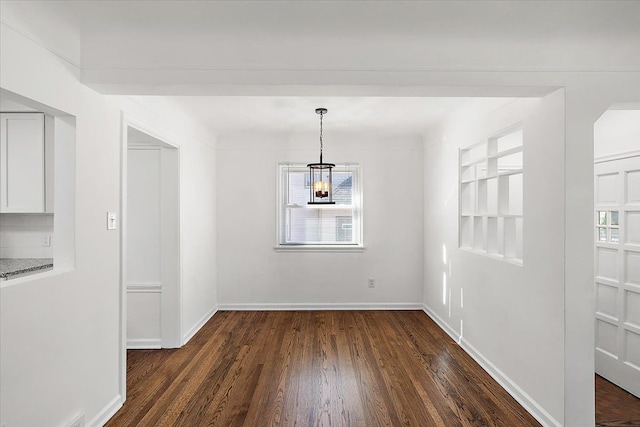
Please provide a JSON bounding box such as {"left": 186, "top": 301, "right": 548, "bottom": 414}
{"left": 319, "top": 110, "right": 324, "bottom": 163}
{"left": 307, "top": 107, "right": 335, "bottom": 205}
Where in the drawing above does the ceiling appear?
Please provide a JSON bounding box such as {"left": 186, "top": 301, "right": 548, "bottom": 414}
{"left": 595, "top": 110, "right": 640, "bottom": 145}
{"left": 136, "top": 96, "right": 513, "bottom": 138}
{"left": 2, "top": 1, "right": 636, "bottom": 138}
{"left": 3, "top": 1, "right": 638, "bottom": 77}
{"left": 0, "top": 95, "right": 38, "bottom": 112}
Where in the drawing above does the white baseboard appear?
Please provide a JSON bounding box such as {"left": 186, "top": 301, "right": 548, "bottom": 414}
{"left": 422, "top": 304, "right": 561, "bottom": 427}
{"left": 421, "top": 303, "right": 460, "bottom": 341}
{"left": 182, "top": 306, "right": 218, "bottom": 345}
{"left": 89, "top": 394, "right": 122, "bottom": 427}
{"left": 126, "top": 338, "right": 161, "bottom": 349}
{"left": 218, "top": 302, "right": 423, "bottom": 311}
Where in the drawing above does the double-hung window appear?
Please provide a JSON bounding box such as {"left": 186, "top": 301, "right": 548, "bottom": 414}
{"left": 278, "top": 163, "right": 362, "bottom": 248}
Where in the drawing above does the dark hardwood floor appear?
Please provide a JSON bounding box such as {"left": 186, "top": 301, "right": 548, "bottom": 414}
{"left": 107, "top": 311, "right": 542, "bottom": 426}
{"left": 596, "top": 374, "right": 640, "bottom": 427}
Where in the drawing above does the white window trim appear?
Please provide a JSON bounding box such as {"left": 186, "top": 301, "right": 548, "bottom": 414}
{"left": 274, "top": 245, "right": 366, "bottom": 253}
{"left": 275, "top": 162, "right": 364, "bottom": 250}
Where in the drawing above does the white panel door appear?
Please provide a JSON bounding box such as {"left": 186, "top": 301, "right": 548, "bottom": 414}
{"left": 595, "top": 155, "right": 640, "bottom": 397}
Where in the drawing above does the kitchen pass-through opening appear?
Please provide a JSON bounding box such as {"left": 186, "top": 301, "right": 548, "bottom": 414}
{"left": 0, "top": 89, "right": 76, "bottom": 284}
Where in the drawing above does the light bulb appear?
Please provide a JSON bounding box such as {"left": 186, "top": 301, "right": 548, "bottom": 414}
{"left": 314, "top": 179, "right": 329, "bottom": 198}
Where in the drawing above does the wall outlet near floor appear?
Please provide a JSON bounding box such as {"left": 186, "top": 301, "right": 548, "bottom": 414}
{"left": 368, "top": 278, "right": 375, "bottom": 288}
{"left": 43, "top": 235, "right": 51, "bottom": 247}
{"left": 67, "top": 414, "right": 85, "bottom": 427}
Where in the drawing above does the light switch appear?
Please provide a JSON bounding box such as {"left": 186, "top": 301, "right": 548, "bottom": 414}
{"left": 107, "top": 211, "right": 117, "bottom": 230}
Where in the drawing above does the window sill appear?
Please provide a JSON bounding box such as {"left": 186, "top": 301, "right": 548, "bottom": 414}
{"left": 460, "top": 247, "right": 523, "bottom": 266}
{"left": 275, "top": 245, "right": 365, "bottom": 253}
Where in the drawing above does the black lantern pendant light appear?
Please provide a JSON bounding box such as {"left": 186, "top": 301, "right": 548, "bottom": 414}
{"left": 308, "top": 108, "right": 335, "bottom": 205}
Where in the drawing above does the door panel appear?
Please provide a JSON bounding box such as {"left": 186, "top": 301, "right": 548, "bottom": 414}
{"left": 596, "top": 320, "right": 618, "bottom": 356}
{"left": 628, "top": 211, "right": 640, "bottom": 245}
{"left": 596, "top": 247, "right": 618, "bottom": 280}
{"left": 597, "top": 173, "right": 618, "bottom": 204}
{"left": 626, "top": 330, "right": 640, "bottom": 368}
{"left": 596, "top": 283, "right": 617, "bottom": 317}
{"left": 627, "top": 252, "right": 640, "bottom": 284}
{"left": 628, "top": 290, "right": 640, "bottom": 325}
{"left": 627, "top": 170, "right": 640, "bottom": 204}
{"left": 595, "top": 155, "right": 640, "bottom": 398}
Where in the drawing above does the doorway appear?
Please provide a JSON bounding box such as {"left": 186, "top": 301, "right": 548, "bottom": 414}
{"left": 123, "top": 125, "right": 181, "bottom": 351}
{"left": 593, "top": 109, "right": 640, "bottom": 425}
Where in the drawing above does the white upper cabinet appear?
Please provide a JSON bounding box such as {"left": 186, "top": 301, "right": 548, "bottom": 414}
{"left": 0, "top": 113, "right": 46, "bottom": 213}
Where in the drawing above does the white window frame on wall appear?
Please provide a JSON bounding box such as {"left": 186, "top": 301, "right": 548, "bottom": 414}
{"left": 459, "top": 124, "right": 524, "bottom": 265}
{"left": 276, "top": 163, "right": 364, "bottom": 251}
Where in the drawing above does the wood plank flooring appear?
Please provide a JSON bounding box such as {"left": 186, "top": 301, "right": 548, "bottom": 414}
{"left": 106, "top": 311, "right": 541, "bottom": 427}
{"left": 596, "top": 375, "right": 640, "bottom": 427}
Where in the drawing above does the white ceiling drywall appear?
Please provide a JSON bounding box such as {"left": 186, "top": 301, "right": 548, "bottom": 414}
{"left": 127, "top": 127, "right": 167, "bottom": 147}
{"left": 0, "top": 95, "right": 38, "bottom": 112}
{"left": 0, "top": 0, "right": 81, "bottom": 65}
{"left": 2, "top": 1, "right": 634, "bottom": 140}
{"left": 2, "top": 1, "right": 638, "bottom": 94}
{"left": 44, "top": 1, "right": 640, "bottom": 69}
{"left": 132, "top": 96, "right": 513, "bottom": 138}
{"left": 594, "top": 110, "right": 640, "bottom": 158}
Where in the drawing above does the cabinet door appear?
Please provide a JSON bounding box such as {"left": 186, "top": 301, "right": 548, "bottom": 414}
{"left": 0, "top": 113, "right": 45, "bottom": 213}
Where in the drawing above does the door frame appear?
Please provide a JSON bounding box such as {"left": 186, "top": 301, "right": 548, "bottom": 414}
{"left": 119, "top": 112, "right": 182, "bottom": 402}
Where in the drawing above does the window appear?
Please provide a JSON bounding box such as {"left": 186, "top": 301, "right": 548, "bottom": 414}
{"left": 596, "top": 210, "right": 619, "bottom": 243}
{"left": 278, "top": 163, "right": 362, "bottom": 248}
{"left": 459, "top": 126, "right": 523, "bottom": 264}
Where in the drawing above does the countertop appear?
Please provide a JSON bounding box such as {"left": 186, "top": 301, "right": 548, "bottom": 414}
{"left": 0, "top": 258, "right": 54, "bottom": 279}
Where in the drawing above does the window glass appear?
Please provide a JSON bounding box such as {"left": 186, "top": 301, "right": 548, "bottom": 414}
{"left": 279, "top": 164, "right": 361, "bottom": 247}
{"left": 610, "top": 228, "right": 620, "bottom": 243}
{"left": 598, "top": 211, "right": 607, "bottom": 226}
{"left": 611, "top": 211, "right": 619, "bottom": 226}
{"left": 598, "top": 227, "right": 607, "bottom": 242}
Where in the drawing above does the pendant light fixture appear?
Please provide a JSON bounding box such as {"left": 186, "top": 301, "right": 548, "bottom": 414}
{"left": 308, "top": 108, "right": 335, "bottom": 204}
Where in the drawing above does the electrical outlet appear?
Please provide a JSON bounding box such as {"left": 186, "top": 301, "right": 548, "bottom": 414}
{"left": 368, "top": 278, "right": 375, "bottom": 288}
{"left": 67, "top": 414, "right": 85, "bottom": 427}
{"left": 43, "top": 235, "right": 51, "bottom": 247}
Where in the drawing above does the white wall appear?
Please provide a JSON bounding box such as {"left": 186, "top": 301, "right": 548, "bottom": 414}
{"left": 178, "top": 135, "right": 218, "bottom": 342}
{"left": 594, "top": 110, "right": 640, "bottom": 159}
{"left": 217, "top": 133, "right": 423, "bottom": 308}
{"left": 423, "top": 93, "right": 565, "bottom": 426}
{"left": 0, "top": 23, "right": 217, "bottom": 427}
{"left": 0, "top": 23, "right": 123, "bottom": 427}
